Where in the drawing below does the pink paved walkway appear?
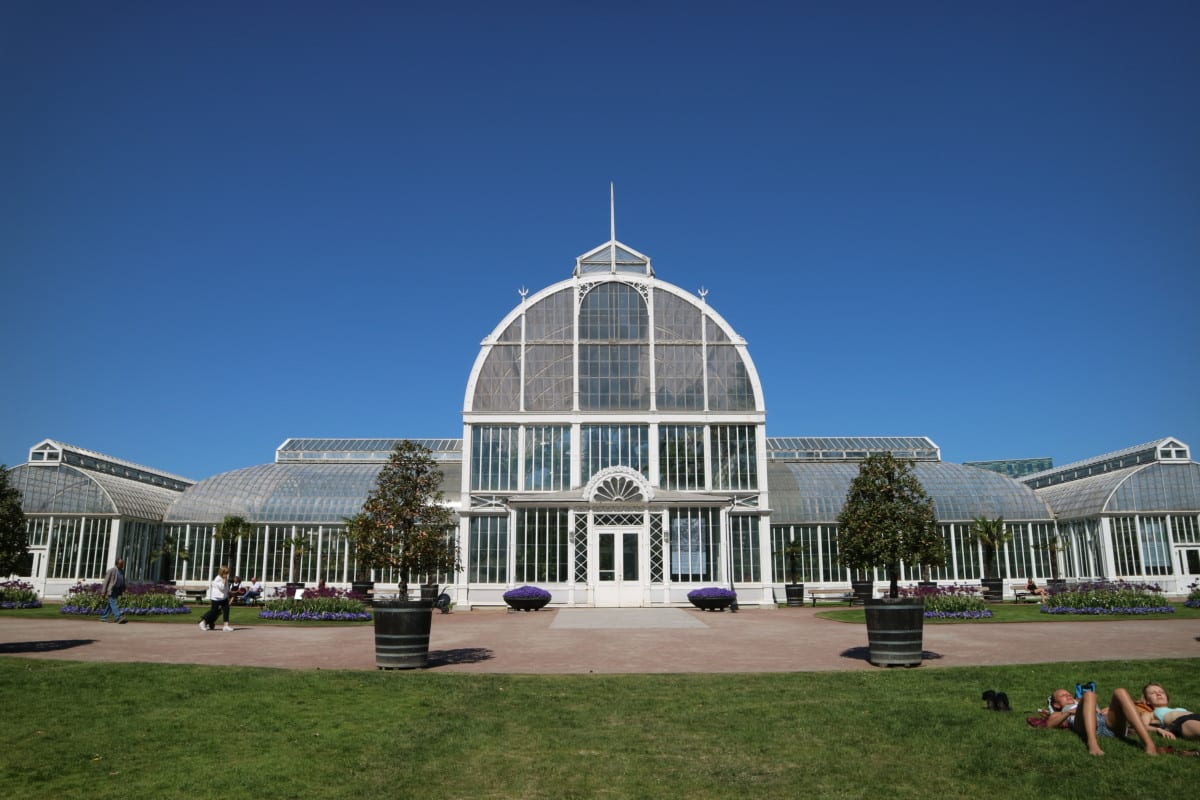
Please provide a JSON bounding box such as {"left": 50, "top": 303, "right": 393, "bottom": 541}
{"left": 2, "top": 607, "right": 1198, "bottom": 673}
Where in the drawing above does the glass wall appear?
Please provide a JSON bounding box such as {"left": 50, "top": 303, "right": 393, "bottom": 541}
{"left": 524, "top": 426, "right": 570, "bottom": 491}
{"left": 471, "top": 426, "right": 519, "bottom": 491}
{"left": 668, "top": 508, "right": 719, "bottom": 583}
{"left": 469, "top": 516, "right": 508, "bottom": 583}
{"left": 729, "top": 515, "right": 760, "bottom": 582}
{"left": 581, "top": 425, "right": 649, "bottom": 482}
{"left": 659, "top": 425, "right": 705, "bottom": 490}
{"left": 515, "top": 508, "right": 570, "bottom": 582}
{"left": 711, "top": 425, "right": 757, "bottom": 490}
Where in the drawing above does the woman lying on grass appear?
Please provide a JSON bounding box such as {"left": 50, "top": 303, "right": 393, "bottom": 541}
{"left": 1141, "top": 684, "right": 1200, "bottom": 741}
{"left": 1044, "top": 686, "right": 1161, "bottom": 756}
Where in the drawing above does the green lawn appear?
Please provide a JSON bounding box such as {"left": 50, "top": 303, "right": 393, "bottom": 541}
{"left": 2, "top": 656, "right": 1197, "bottom": 799}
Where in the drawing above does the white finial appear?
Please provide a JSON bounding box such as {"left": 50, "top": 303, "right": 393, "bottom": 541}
{"left": 609, "top": 183, "right": 617, "bottom": 273}
{"left": 519, "top": 286, "right": 529, "bottom": 300}
{"left": 698, "top": 286, "right": 708, "bottom": 304}
{"left": 610, "top": 182, "right": 616, "bottom": 241}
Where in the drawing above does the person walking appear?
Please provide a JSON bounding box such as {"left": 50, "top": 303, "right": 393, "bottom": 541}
{"left": 99, "top": 557, "right": 127, "bottom": 623}
{"left": 199, "top": 565, "right": 234, "bottom": 632}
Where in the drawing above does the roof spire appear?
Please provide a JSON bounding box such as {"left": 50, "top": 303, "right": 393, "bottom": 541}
{"left": 610, "top": 182, "right": 616, "bottom": 241}
{"left": 609, "top": 182, "right": 616, "bottom": 273}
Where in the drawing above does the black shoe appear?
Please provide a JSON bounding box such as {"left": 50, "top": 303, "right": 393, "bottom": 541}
{"left": 117, "top": 618, "right": 127, "bottom": 624}
{"left": 994, "top": 692, "right": 1011, "bottom": 711}
{"left": 982, "top": 690, "right": 997, "bottom": 710}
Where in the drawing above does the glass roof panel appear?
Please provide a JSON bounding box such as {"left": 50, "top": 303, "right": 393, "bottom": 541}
{"left": 8, "top": 464, "right": 182, "bottom": 519}
{"left": 165, "top": 462, "right": 462, "bottom": 524}
{"left": 767, "top": 461, "right": 1053, "bottom": 523}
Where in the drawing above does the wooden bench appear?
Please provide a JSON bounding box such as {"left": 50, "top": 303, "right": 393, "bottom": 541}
{"left": 807, "top": 588, "right": 863, "bottom": 607}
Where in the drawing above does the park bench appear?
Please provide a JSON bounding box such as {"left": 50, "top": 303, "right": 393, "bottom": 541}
{"left": 807, "top": 588, "right": 862, "bottom": 607}
{"left": 175, "top": 586, "right": 263, "bottom": 606}
{"left": 176, "top": 586, "right": 208, "bottom": 605}
{"left": 1009, "top": 581, "right": 1043, "bottom": 603}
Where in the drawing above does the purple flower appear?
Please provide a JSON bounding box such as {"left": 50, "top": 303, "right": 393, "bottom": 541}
{"left": 503, "top": 585, "right": 552, "bottom": 601}
{"left": 687, "top": 587, "right": 737, "bottom": 600}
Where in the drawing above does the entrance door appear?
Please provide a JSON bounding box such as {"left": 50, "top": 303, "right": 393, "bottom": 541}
{"left": 1181, "top": 548, "right": 1200, "bottom": 578}
{"left": 594, "top": 529, "right": 643, "bottom": 607}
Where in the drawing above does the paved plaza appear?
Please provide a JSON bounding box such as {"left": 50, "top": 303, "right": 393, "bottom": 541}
{"left": 1, "top": 607, "right": 1198, "bottom": 673}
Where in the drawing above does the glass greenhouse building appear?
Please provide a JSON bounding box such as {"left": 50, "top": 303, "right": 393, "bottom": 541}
{"left": 7, "top": 237, "right": 1200, "bottom": 605}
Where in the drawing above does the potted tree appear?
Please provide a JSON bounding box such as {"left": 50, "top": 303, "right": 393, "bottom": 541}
{"left": 346, "top": 441, "right": 460, "bottom": 669}
{"left": 838, "top": 453, "right": 944, "bottom": 667}
{"left": 780, "top": 542, "right": 805, "bottom": 606}
{"left": 971, "top": 515, "right": 1011, "bottom": 601}
{"left": 1036, "top": 533, "right": 1068, "bottom": 593}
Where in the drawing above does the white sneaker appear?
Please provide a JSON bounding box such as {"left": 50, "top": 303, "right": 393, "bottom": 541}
{"left": 222, "top": 625, "right": 233, "bottom": 632}
{"left": 198, "top": 620, "right": 209, "bottom": 631}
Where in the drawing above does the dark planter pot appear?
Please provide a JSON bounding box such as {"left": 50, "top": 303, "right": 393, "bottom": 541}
{"left": 351, "top": 580, "right": 374, "bottom": 598}
{"left": 917, "top": 581, "right": 937, "bottom": 589}
{"left": 420, "top": 584, "right": 439, "bottom": 602}
{"left": 851, "top": 580, "right": 875, "bottom": 604}
{"left": 372, "top": 598, "right": 435, "bottom": 669}
{"left": 504, "top": 596, "right": 550, "bottom": 612}
{"left": 784, "top": 584, "right": 805, "bottom": 607}
{"left": 980, "top": 577, "right": 1004, "bottom": 602}
{"left": 689, "top": 596, "right": 735, "bottom": 612}
{"left": 864, "top": 597, "right": 925, "bottom": 667}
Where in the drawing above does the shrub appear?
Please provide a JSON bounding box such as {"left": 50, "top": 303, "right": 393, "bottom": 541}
{"left": 0, "top": 579, "right": 41, "bottom": 609}
{"left": 59, "top": 581, "right": 191, "bottom": 616}
{"left": 898, "top": 583, "right": 993, "bottom": 619}
{"left": 1040, "top": 580, "right": 1173, "bottom": 615}
{"left": 260, "top": 585, "right": 370, "bottom": 621}
{"left": 503, "top": 585, "right": 551, "bottom": 601}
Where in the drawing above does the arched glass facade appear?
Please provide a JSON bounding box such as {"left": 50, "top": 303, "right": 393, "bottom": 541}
{"left": 460, "top": 238, "right": 769, "bottom": 607}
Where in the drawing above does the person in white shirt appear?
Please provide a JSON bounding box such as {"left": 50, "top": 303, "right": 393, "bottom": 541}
{"left": 241, "top": 577, "right": 264, "bottom": 604}
{"left": 199, "top": 565, "right": 234, "bottom": 632}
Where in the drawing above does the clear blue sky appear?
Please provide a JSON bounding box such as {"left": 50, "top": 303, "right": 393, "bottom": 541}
{"left": 3, "top": 1, "right": 1197, "bottom": 481}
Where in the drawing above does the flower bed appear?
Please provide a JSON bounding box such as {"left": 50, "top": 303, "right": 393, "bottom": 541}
{"left": 1185, "top": 579, "right": 1200, "bottom": 609}
{"left": 899, "top": 583, "right": 993, "bottom": 619}
{"left": 59, "top": 581, "right": 191, "bottom": 616}
{"left": 1039, "top": 580, "right": 1173, "bottom": 615}
{"left": 0, "top": 579, "right": 42, "bottom": 609}
{"left": 259, "top": 585, "right": 370, "bottom": 621}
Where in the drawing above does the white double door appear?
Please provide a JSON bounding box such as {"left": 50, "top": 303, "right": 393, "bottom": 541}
{"left": 593, "top": 527, "right": 645, "bottom": 607}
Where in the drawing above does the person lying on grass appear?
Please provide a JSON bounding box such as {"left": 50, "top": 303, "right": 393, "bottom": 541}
{"left": 1045, "top": 687, "right": 1161, "bottom": 756}
{"left": 1141, "top": 684, "right": 1200, "bottom": 741}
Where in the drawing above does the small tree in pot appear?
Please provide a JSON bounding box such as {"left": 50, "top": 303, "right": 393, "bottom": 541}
{"left": 346, "top": 441, "right": 460, "bottom": 600}
{"left": 837, "top": 453, "right": 943, "bottom": 666}
{"left": 346, "top": 441, "right": 461, "bottom": 669}
{"left": 779, "top": 542, "right": 806, "bottom": 606}
{"left": 971, "top": 515, "right": 1011, "bottom": 601}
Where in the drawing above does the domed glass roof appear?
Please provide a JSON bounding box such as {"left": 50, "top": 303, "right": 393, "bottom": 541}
{"left": 466, "top": 239, "right": 762, "bottom": 416}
